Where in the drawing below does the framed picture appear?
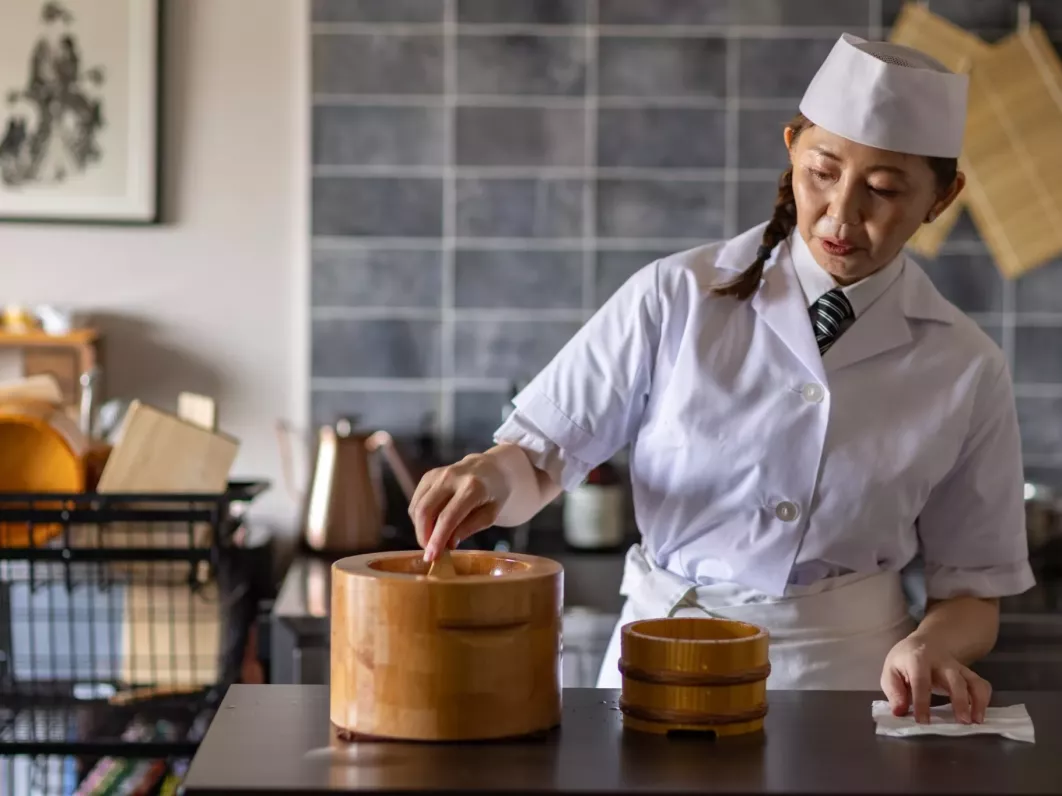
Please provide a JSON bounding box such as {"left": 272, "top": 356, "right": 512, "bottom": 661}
{"left": 0, "top": 0, "right": 161, "bottom": 224}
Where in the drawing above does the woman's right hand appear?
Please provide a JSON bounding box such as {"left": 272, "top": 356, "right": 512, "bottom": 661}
{"left": 408, "top": 452, "right": 512, "bottom": 561}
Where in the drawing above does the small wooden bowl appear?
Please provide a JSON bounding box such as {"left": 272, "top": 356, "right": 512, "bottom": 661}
{"left": 619, "top": 617, "right": 769, "bottom": 737}
{"left": 330, "top": 550, "right": 563, "bottom": 742}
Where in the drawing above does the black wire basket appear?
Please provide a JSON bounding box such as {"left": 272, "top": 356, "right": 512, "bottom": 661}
{"left": 0, "top": 480, "right": 268, "bottom": 795}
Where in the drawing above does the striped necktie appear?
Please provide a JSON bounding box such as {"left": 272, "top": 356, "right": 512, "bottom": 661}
{"left": 810, "top": 288, "right": 854, "bottom": 355}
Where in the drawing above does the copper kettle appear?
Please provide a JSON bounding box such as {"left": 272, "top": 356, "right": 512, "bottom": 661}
{"left": 278, "top": 417, "right": 417, "bottom": 554}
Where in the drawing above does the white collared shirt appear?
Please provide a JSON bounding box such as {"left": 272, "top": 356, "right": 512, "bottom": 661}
{"left": 788, "top": 229, "right": 904, "bottom": 319}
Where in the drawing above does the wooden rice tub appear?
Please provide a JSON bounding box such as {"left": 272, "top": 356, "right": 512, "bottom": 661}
{"left": 619, "top": 617, "right": 770, "bottom": 737}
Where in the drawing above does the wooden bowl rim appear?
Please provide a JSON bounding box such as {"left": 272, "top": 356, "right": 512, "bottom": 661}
{"left": 333, "top": 549, "right": 563, "bottom": 583}
{"left": 622, "top": 617, "right": 767, "bottom": 645}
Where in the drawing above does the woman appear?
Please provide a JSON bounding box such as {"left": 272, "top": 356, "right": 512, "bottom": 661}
{"left": 408, "top": 34, "right": 1034, "bottom": 724}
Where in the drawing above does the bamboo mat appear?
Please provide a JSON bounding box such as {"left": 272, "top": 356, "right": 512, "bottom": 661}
{"left": 961, "top": 23, "right": 1062, "bottom": 278}
{"left": 888, "top": 2, "right": 991, "bottom": 258}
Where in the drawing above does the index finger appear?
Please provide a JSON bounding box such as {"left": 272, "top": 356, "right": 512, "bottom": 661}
{"left": 881, "top": 666, "right": 910, "bottom": 717}
{"left": 407, "top": 468, "right": 439, "bottom": 521}
{"left": 425, "top": 495, "right": 473, "bottom": 561}
{"left": 411, "top": 481, "right": 453, "bottom": 551}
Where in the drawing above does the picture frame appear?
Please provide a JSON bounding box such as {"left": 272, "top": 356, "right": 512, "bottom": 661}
{"left": 0, "top": 0, "right": 161, "bottom": 225}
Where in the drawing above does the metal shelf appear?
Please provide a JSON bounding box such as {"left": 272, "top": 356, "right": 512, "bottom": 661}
{"left": 0, "top": 480, "right": 269, "bottom": 795}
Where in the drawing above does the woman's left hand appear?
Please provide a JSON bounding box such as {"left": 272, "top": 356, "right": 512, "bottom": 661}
{"left": 881, "top": 634, "right": 992, "bottom": 724}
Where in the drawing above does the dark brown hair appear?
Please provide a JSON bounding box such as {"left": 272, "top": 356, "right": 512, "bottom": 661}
{"left": 711, "top": 112, "right": 959, "bottom": 300}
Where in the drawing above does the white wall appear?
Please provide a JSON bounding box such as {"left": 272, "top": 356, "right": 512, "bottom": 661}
{"left": 1, "top": 0, "right": 309, "bottom": 530}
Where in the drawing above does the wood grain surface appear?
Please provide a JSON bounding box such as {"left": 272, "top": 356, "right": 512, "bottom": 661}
{"left": 619, "top": 617, "right": 770, "bottom": 737}
{"left": 330, "top": 550, "right": 563, "bottom": 741}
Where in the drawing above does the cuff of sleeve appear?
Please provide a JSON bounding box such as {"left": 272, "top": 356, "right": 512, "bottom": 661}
{"left": 493, "top": 406, "right": 594, "bottom": 492}
{"left": 924, "top": 559, "right": 1036, "bottom": 601}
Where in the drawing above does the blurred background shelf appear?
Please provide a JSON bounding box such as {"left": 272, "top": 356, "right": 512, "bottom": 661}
{"left": 0, "top": 480, "right": 269, "bottom": 795}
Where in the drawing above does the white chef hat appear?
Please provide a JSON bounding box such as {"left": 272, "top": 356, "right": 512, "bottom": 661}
{"left": 799, "top": 33, "right": 969, "bottom": 158}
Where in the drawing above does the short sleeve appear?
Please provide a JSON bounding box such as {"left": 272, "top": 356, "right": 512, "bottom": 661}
{"left": 916, "top": 360, "right": 1035, "bottom": 600}
{"left": 493, "top": 260, "right": 664, "bottom": 491}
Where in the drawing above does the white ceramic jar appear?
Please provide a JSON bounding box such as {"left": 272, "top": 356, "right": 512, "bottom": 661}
{"left": 563, "top": 469, "right": 625, "bottom": 549}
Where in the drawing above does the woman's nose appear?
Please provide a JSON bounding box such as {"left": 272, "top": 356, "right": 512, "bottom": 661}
{"left": 827, "top": 184, "right": 862, "bottom": 226}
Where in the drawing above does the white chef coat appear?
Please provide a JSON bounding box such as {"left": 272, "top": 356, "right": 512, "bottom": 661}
{"left": 494, "top": 221, "right": 1035, "bottom": 602}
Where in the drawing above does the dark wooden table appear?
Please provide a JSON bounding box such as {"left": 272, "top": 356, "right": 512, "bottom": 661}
{"left": 182, "top": 686, "right": 1061, "bottom": 795}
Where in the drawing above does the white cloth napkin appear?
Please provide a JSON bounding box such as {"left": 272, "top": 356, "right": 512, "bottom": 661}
{"left": 871, "top": 700, "right": 1035, "bottom": 743}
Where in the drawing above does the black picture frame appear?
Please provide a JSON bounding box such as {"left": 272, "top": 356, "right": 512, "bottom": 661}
{"left": 0, "top": 0, "right": 163, "bottom": 225}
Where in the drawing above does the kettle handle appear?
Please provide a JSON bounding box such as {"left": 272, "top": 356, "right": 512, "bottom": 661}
{"left": 275, "top": 418, "right": 309, "bottom": 503}
{"left": 365, "top": 430, "right": 418, "bottom": 500}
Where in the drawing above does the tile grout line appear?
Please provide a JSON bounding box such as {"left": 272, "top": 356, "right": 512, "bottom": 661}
{"left": 308, "top": 306, "right": 1062, "bottom": 331}
{"left": 312, "top": 94, "right": 816, "bottom": 110}
{"left": 308, "top": 376, "right": 1062, "bottom": 398}
{"left": 439, "top": 0, "right": 457, "bottom": 443}
{"left": 312, "top": 165, "right": 748, "bottom": 179}
{"left": 311, "top": 21, "right": 1059, "bottom": 37}
{"left": 1023, "top": 455, "right": 1062, "bottom": 468}
{"left": 312, "top": 377, "right": 1062, "bottom": 397}
{"left": 311, "top": 307, "right": 591, "bottom": 321}
{"left": 723, "top": 30, "right": 740, "bottom": 238}
{"left": 311, "top": 236, "right": 711, "bottom": 250}
{"left": 312, "top": 377, "right": 515, "bottom": 392}
{"left": 1012, "top": 383, "right": 1062, "bottom": 399}
{"left": 1002, "top": 277, "right": 1017, "bottom": 371}
{"left": 310, "top": 22, "right": 920, "bottom": 38}
{"left": 305, "top": 306, "right": 1062, "bottom": 326}
{"left": 311, "top": 235, "right": 996, "bottom": 256}
{"left": 1004, "top": 312, "right": 1062, "bottom": 326}
{"left": 301, "top": 0, "right": 313, "bottom": 427}
{"left": 582, "top": 0, "right": 599, "bottom": 316}
{"left": 869, "top": 0, "right": 883, "bottom": 39}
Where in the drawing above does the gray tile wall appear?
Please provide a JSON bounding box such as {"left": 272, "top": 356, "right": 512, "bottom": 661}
{"left": 310, "top": 0, "right": 1062, "bottom": 485}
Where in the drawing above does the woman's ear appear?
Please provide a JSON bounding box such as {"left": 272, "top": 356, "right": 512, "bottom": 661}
{"left": 783, "top": 126, "right": 798, "bottom": 169}
{"left": 926, "top": 172, "right": 966, "bottom": 223}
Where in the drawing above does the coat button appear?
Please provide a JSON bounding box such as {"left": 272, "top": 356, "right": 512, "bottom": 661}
{"left": 775, "top": 501, "right": 800, "bottom": 522}
{"left": 801, "top": 383, "right": 825, "bottom": 403}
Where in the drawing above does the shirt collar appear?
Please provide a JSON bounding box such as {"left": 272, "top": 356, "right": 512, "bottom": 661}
{"left": 787, "top": 229, "right": 904, "bottom": 318}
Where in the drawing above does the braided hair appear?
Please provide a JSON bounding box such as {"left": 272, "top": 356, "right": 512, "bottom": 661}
{"left": 711, "top": 114, "right": 808, "bottom": 300}
{"left": 712, "top": 113, "right": 959, "bottom": 301}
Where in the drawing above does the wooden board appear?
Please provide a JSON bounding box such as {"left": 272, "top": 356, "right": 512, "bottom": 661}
{"left": 0, "top": 329, "right": 98, "bottom": 346}
{"left": 120, "top": 581, "right": 221, "bottom": 687}
{"left": 94, "top": 399, "right": 237, "bottom": 581}
{"left": 177, "top": 392, "right": 217, "bottom": 431}
{"left": 888, "top": 2, "right": 992, "bottom": 258}
{"left": 0, "top": 374, "right": 63, "bottom": 406}
{"left": 961, "top": 25, "right": 1062, "bottom": 278}
{"left": 21, "top": 348, "right": 80, "bottom": 407}
{"left": 97, "top": 400, "right": 238, "bottom": 494}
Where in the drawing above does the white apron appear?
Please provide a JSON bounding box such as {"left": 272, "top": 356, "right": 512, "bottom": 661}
{"left": 595, "top": 545, "right": 915, "bottom": 690}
